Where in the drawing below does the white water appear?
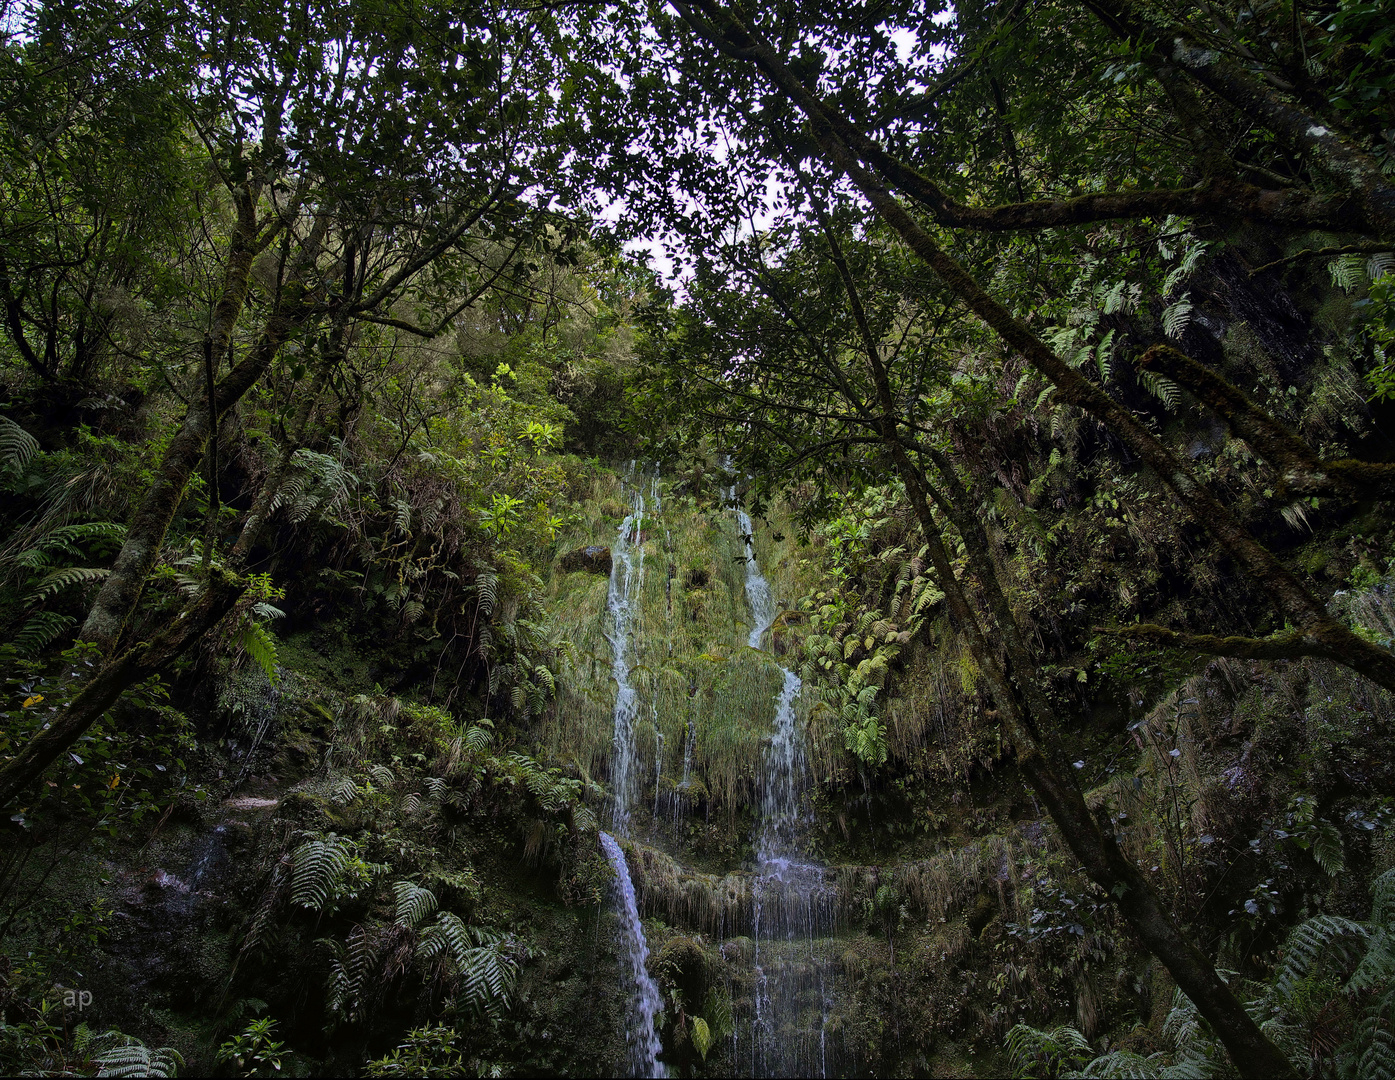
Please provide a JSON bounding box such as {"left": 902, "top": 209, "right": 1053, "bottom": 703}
{"left": 601, "top": 831, "right": 667, "bottom": 1079}
{"left": 605, "top": 469, "right": 665, "bottom": 1077}
{"left": 735, "top": 493, "right": 833, "bottom": 1078}
{"left": 735, "top": 504, "right": 776, "bottom": 649}
{"left": 607, "top": 475, "right": 647, "bottom": 832}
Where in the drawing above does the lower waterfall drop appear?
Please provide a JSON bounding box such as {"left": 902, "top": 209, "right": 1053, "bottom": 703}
{"left": 603, "top": 468, "right": 666, "bottom": 1078}
{"left": 601, "top": 832, "right": 667, "bottom": 1079}
{"left": 735, "top": 496, "right": 837, "bottom": 1078}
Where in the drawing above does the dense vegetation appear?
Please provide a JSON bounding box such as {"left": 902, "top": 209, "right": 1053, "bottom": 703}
{"left": 1, "top": 0, "right": 1393, "bottom": 1076}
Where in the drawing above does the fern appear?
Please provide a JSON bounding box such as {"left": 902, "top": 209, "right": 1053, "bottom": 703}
{"left": 1162, "top": 298, "right": 1194, "bottom": 339}
{"left": 329, "top": 775, "right": 359, "bottom": 805}
{"left": 291, "top": 834, "right": 352, "bottom": 912}
{"left": 416, "top": 913, "right": 519, "bottom": 1018}
{"left": 393, "top": 881, "right": 439, "bottom": 929}
{"left": 0, "top": 415, "right": 39, "bottom": 481}
{"left": 1006, "top": 1022, "right": 1092, "bottom": 1078}
{"left": 237, "top": 622, "right": 281, "bottom": 684}
{"left": 320, "top": 925, "right": 380, "bottom": 1023}
{"left": 22, "top": 564, "right": 107, "bottom": 603}
{"left": 11, "top": 610, "right": 76, "bottom": 656}
{"left": 1331, "top": 253, "right": 1371, "bottom": 291}
{"left": 368, "top": 764, "right": 394, "bottom": 788}
{"left": 93, "top": 1036, "right": 184, "bottom": 1078}
{"left": 471, "top": 566, "right": 499, "bottom": 617}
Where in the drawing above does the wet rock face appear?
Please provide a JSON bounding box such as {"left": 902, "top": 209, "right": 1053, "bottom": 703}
{"left": 558, "top": 545, "right": 613, "bottom": 575}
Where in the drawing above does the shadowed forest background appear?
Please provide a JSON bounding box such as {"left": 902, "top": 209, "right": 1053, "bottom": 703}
{"left": 2, "top": 0, "right": 1395, "bottom": 1076}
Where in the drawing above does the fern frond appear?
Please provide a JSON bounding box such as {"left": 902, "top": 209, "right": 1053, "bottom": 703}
{"left": 291, "top": 834, "right": 351, "bottom": 912}
{"left": 94, "top": 1037, "right": 184, "bottom": 1078}
{"left": 1371, "top": 869, "right": 1395, "bottom": 927}
{"left": 368, "top": 764, "right": 394, "bottom": 788}
{"left": 0, "top": 415, "right": 40, "bottom": 478}
{"left": 1006, "top": 1022, "right": 1091, "bottom": 1078}
{"left": 22, "top": 565, "right": 108, "bottom": 604}
{"left": 1273, "top": 915, "right": 1368, "bottom": 996}
{"left": 11, "top": 610, "right": 76, "bottom": 656}
{"left": 1162, "top": 298, "right": 1194, "bottom": 340}
{"left": 393, "top": 881, "right": 439, "bottom": 929}
{"left": 238, "top": 622, "right": 280, "bottom": 684}
{"left": 1347, "top": 927, "right": 1395, "bottom": 993}
{"left": 329, "top": 776, "right": 359, "bottom": 805}
{"left": 1331, "top": 253, "right": 1370, "bottom": 291}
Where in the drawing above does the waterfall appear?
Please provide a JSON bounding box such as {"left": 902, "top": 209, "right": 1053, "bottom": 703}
{"left": 735, "top": 504, "right": 776, "bottom": 649}
{"left": 605, "top": 470, "right": 665, "bottom": 1077}
{"left": 736, "top": 494, "right": 835, "bottom": 1079}
{"left": 607, "top": 476, "right": 647, "bottom": 832}
{"left": 601, "top": 831, "right": 667, "bottom": 1079}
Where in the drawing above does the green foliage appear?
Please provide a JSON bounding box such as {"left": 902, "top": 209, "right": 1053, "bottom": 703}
{"left": 93, "top": 1035, "right": 184, "bottom": 1078}
{"left": 289, "top": 832, "right": 385, "bottom": 914}
{"left": 393, "top": 881, "right": 439, "bottom": 929}
{"left": 215, "top": 1018, "right": 291, "bottom": 1078}
{"left": 1364, "top": 272, "right": 1395, "bottom": 401}
{"left": 690, "top": 1016, "right": 712, "bottom": 1061}
{"left": 1005, "top": 1022, "right": 1092, "bottom": 1078}
{"left": 415, "top": 913, "right": 520, "bottom": 1018}
{"left": 363, "top": 1026, "right": 467, "bottom": 1077}
{"left": 0, "top": 416, "right": 40, "bottom": 480}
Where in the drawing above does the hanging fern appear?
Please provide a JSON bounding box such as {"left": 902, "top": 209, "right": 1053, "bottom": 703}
{"left": 22, "top": 564, "right": 108, "bottom": 604}
{"left": 1140, "top": 371, "right": 1183, "bottom": 411}
{"left": 329, "top": 776, "right": 359, "bottom": 806}
{"left": 11, "top": 610, "right": 76, "bottom": 656}
{"left": 237, "top": 622, "right": 281, "bottom": 684}
{"left": 1331, "top": 253, "right": 1371, "bottom": 291}
{"left": 320, "top": 924, "right": 380, "bottom": 1024}
{"left": 1162, "top": 298, "right": 1194, "bottom": 340}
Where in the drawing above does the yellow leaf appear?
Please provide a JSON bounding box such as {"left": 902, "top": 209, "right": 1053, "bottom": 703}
{"left": 22, "top": 694, "right": 43, "bottom": 708}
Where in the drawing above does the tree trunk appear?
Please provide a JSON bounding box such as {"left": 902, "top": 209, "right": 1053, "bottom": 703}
{"left": 77, "top": 211, "right": 327, "bottom": 655}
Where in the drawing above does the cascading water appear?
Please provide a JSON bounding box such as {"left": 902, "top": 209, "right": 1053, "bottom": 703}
{"left": 607, "top": 475, "right": 647, "bottom": 832}
{"left": 735, "top": 494, "right": 837, "bottom": 1078}
{"left": 601, "top": 831, "right": 667, "bottom": 1079}
{"left": 604, "top": 469, "right": 666, "bottom": 1078}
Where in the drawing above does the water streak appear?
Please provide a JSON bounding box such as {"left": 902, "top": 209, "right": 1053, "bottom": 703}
{"left": 601, "top": 831, "right": 667, "bottom": 1078}
{"left": 605, "top": 469, "right": 665, "bottom": 1077}
{"left": 736, "top": 495, "right": 836, "bottom": 1078}
{"left": 607, "top": 476, "right": 647, "bottom": 832}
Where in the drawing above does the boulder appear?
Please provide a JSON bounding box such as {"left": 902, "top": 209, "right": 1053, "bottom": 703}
{"left": 558, "top": 545, "right": 612, "bottom": 576}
